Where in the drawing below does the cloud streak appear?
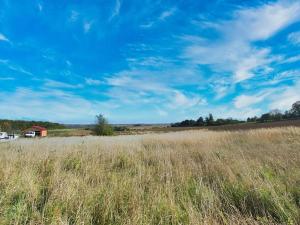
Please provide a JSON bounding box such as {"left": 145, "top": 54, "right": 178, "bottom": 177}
{"left": 140, "top": 7, "right": 176, "bottom": 28}
{"left": 0, "top": 33, "right": 9, "bottom": 42}
{"left": 288, "top": 31, "right": 300, "bottom": 45}
{"left": 109, "top": 0, "right": 121, "bottom": 21}
{"left": 183, "top": 0, "right": 300, "bottom": 83}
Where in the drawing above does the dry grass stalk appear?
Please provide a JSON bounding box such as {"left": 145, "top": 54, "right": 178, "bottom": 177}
{"left": 0, "top": 127, "right": 299, "bottom": 224}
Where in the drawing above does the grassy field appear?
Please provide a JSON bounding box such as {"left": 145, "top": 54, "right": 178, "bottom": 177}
{"left": 126, "top": 120, "right": 300, "bottom": 134}
{"left": 45, "top": 120, "right": 300, "bottom": 137}
{"left": 47, "top": 128, "right": 93, "bottom": 137}
{"left": 0, "top": 128, "right": 299, "bottom": 224}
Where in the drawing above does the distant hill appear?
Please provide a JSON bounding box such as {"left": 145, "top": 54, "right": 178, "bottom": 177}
{"left": 0, "top": 119, "right": 65, "bottom": 131}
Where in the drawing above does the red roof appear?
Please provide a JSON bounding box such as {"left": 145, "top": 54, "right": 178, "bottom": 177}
{"left": 31, "top": 126, "right": 47, "bottom": 131}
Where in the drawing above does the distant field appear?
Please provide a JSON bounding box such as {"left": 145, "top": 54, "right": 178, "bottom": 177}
{"left": 0, "top": 127, "right": 299, "bottom": 224}
{"left": 47, "top": 128, "right": 92, "bottom": 137}
{"left": 125, "top": 120, "right": 300, "bottom": 134}
{"left": 46, "top": 120, "right": 300, "bottom": 137}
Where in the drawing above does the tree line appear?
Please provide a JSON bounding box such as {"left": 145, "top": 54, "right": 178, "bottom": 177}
{"left": 171, "top": 101, "right": 300, "bottom": 127}
{"left": 0, "top": 119, "right": 65, "bottom": 132}
{"left": 247, "top": 101, "right": 300, "bottom": 122}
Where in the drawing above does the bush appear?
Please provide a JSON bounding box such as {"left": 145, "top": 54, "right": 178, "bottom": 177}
{"left": 93, "top": 114, "right": 114, "bottom": 136}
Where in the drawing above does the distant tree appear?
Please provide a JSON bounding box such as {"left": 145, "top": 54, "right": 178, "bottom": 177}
{"left": 0, "top": 121, "right": 12, "bottom": 132}
{"left": 260, "top": 113, "right": 271, "bottom": 122}
{"left": 94, "top": 114, "right": 114, "bottom": 136}
{"left": 269, "top": 109, "right": 283, "bottom": 121}
{"left": 171, "top": 119, "right": 196, "bottom": 127}
{"left": 0, "top": 119, "right": 65, "bottom": 131}
{"left": 171, "top": 101, "right": 300, "bottom": 128}
{"left": 205, "top": 113, "right": 214, "bottom": 126}
{"left": 196, "top": 116, "right": 205, "bottom": 126}
{"left": 283, "top": 110, "right": 291, "bottom": 119}
{"left": 290, "top": 101, "right": 300, "bottom": 117}
{"left": 247, "top": 116, "right": 258, "bottom": 122}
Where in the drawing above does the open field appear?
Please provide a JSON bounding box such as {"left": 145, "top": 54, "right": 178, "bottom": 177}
{"left": 126, "top": 120, "right": 300, "bottom": 134}
{"left": 47, "top": 129, "right": 93, "bottom": 137}
{"left": 48, "top": 120, "right": 300, "bottom": 137}
{"left": 0, "top": 128, "right": 300, "bottom": 224}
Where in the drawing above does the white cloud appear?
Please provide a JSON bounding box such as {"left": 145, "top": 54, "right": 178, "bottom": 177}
{"left": 234, "top": 90, "right": 273, "bottom": 109}
{"left": 270, "top": 70, "right": 300, "bottom": 84}
{"left": 109, "top": 0, "right": 121, "bottom": 21}
{"left": 234, "top": 95, "right": 264, "bottom": 109}
{"left": 104, "top": 66, "right": 206, "bottom": 111}
{"left": 159, "top": 8, "right": 176, "bottom": 21}
{"left": 223, "top": 1, "right": 300, "bottom": 41}
{"left": 221, "top": 107, "right": 262, "bottom": 119}
{"left": 183, "top": 0, "right": 300, "bottom": 83}
{"left": 0, "top": 76, "right": 14, "bottom": 81}
{"left": 106, "top": 73, "right": 168, "bottom": 92}
{"left": 282, "top": 55, "right": 300, "bottom": 63}
{"left": 0, "top": 88, "right": 115, "bottom": 123}
{"left": 69, "top": 10, "right": 79, "bottom": 22}
{"left": 38, "top": 3, "right": 43, "bottom": 12}
{"left": 234, "top": 80, "right": 300, "bottom": 113}
{"left": 156, "top": 108, "right": 168, "bottom": 117}
{"left": 83, "top": 21, "right": 93, "bottom": 33}
{"left": 140, "top": 7, "right": 176, "bottom": 28}
{"left": 140, "top": 22, "right": 155, "bottom": 29}
{"left": 288, "top": 31, "right": 300, "bottom": 45}
{"left": 66, "top": 60, "right": 72, "bottom": 67}
{"left": 44, "top": 79, "right": 83, "bottom": 89}
{"left": 0, "top": 60, "right": 33, "bottom": 76}
{"left": 234, "top": 48, "right": 271, "bottom": 82}
{"left": 85, "top": 78, "right": 102, "bottom": 85}
{"left": 171, "top": 91, "right": 206, "bottom": 109}
{"left": 269, "top": 81, "right": 300, "bottom": 110}
{"left": 0, "top": 33, "right": 9, "bottom": 42}
{"left": 209, "top": 79, "right": 233, "bottom": 99}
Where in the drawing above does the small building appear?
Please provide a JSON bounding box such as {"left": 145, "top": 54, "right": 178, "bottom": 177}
{"left": 24, "top": 126, "right": 47, "bottom": 137}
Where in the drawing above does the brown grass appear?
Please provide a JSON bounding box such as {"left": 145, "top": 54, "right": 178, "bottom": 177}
{"left": 0, "top": 128, "right": 299, "bottom": 224}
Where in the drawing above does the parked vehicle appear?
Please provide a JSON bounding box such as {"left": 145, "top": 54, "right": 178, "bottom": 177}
{"left": 0, "top": 132, "right": 18, "bottom": 141}
{"left": 8, "top": 134, "right": 19, "bottom": 140}
{"left": 0, "top": 132, "right": 8, "bottom": 139}
{"left": 25, "top": 131, "right": 36, "bottom": 138}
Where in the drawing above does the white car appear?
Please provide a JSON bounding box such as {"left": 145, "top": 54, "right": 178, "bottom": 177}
{"left": 25, "top": 131, "right": 35, "bottom": 138}
{"left": 0, "top": 132, "right": 8, "bottom": 139}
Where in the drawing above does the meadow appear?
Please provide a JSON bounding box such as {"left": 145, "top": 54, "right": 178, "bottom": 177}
{"left": 0, "top": 127, "right": 299, "bottom": 224}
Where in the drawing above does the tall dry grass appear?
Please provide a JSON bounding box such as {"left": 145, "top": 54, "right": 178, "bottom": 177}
{"left": 0, "top": 128, "right": 299, "bottom": 225}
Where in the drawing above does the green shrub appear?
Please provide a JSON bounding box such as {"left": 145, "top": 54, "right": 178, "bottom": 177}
{"left": 94, "top": 114, "right": 114, "bottom": 136}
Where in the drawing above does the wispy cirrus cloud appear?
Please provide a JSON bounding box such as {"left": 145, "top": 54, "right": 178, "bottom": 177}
{"left": 83, "top": 20, "right": 93, "bottom": 33}
{"left": 183, "top": 0, "right": 300, "bottom": 83}
{"left": 44, "top": 79, "right": 83, "bottom": 89}
{"left": 288, "top": 31, "right": 300, "bottom": 45}
{"left": 0, "top": 33, "right": 9, "bottom": 42}
{"left": 109, "top": 0, "right": 121, "bottom": 21}
{"left": 1, "top": 0, "right": 300, "bottom": 123}
{"left": 85, "top": 78, "right": 102, "bottom": 85}
{"left": 266, "top": 80, "right": 300, "bottom": 110}
{"left": 234, "top": 92, "right": 271, "bottom": 109}
{"left": 233, "top": 80, "right": 300, "bottom": 112}
{"left": 37, "top": 3, "right": 43, "bottom": 12}
{"left": 69, "top": 10, "right": 79, "bottom": 22}
{"left": 159, "top": 7, "right": 176, "bottom": 21}
{"left": 0, "top": 76, "right": 15, "bottom": 81}
{"left": 282, "top": 55, "right": 300, "bottom": 64}
{"left": 0, "top": 87, "right": 115, "bottom": 123}
{"left": 0, "top": 59, "right": 33, "bottom": 76}
{"left": 170, "top": 91, "right": 206, "bottom": 109}
{"left": 140, "top": 7, "right": 176, "bottom": 28}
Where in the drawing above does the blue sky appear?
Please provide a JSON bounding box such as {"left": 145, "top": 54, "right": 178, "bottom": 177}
{"left": 0, "top": 0, "right": 300, "bottom": 124}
